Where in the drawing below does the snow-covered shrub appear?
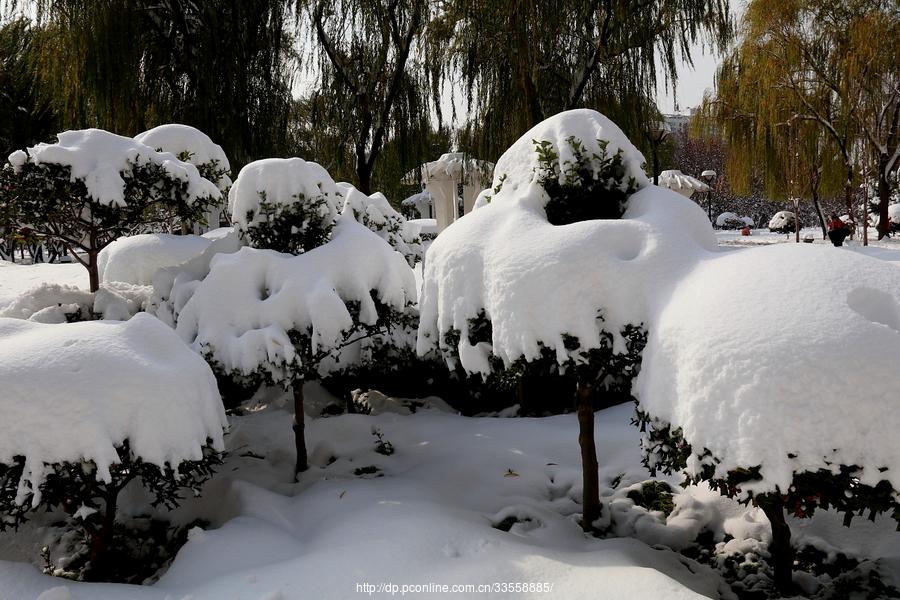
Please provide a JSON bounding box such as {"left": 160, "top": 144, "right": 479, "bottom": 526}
{"left": 227, "top": 157, "right": 341, "bottom": 255}
{"left": 0, "top": 314, "right": 226, "bottom": 579}
{"left": 0, "top": 281, "right": 153, "bottom": 323}
{"left": 338, "top": 182, "right": 423, "bottom": 266}
{"left": 768, "top": 210, "right": 796, "bottom": 234}
{"left": 401, "top": 190, "right": 433, "bottom": 219}
{"left": 715, "top": 212, "right": 745, "bottom": 229}
{"left": 635, "top": 244, "right": 900, "bottom": 592}
{"left": 134, "top": 124, "right": 232, "bottom": 193}
{"left": 174, "top": 163, "right": 416, "bottom": 476}
{"left": 98, "top": 233, "right": 212, "bottom": 285}
{"left": 417, "top": 109, "right": 719, "bottom": 531}
{"left": 1, "top": 129, "right": 220, "bottom": 292}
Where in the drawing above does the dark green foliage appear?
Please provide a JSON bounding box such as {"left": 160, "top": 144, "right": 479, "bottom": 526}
{"left": 242, "top": 192, "right": 336, "bottom": 255}
{"left": 535, "top": 137, "right": 639, "bottom": 225}
{"left": 627, "top": 481, "right": 675, "bottom": 516}
{"left": 0, "top": 440, "right": 222, "bottom": 581}
{"left": 0, "top": 155, "right": 217, "bottom": 290}
{"left": 371, "top": 427, "right": 394, "bottom": 456}
{"left": 638, "top": 411, "right": 900, "bottom": 528}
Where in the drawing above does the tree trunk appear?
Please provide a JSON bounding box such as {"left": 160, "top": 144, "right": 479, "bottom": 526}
{"left": 759, "top": 495, "right": 794, "bottom": 595}
{"left": 576, "top": 383, "right": 600, "bottom": 532}
{"left": 85, "top": 485, "right": 119, "bottom": 580}
{"left": 877, "top": 154, "right": 891, "bottom": 240}
{"left": 88, "top": 250, "right": 100, "bottom": 293}
{"left": 357, "top": 160, "right": 373, "bottom": 195}
{"left": 293, "top": 381, "right": 308, "bottom": 478}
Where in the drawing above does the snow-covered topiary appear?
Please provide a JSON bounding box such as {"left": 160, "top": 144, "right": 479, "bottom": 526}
{"left": 175, "top": 172, "right": 417, "bottom": 475}
{"left": 715, "top": 212, "right": 744, "bottom": 229}
{"left": 0, "top": 314, "right": 226, "bottom": 577}
{"left": 657, "top": 170, "right": 709, "bottom": 198}
{"left": 338, "top": 182, "right": 423, "bottom": 266}
{"left": 98, "top": 233, "right": 212, "bottom": 285}
{"left": 227, "top": 157, "right": 341, "bottom": 255}
{"left": 0, "top": 281, "right": 149, "bottom": 323}
{"left": 635, "top": 244, "right": 900, "bottom": 591}
{"left": 134, "top": 124, "right": 231, "bottom": 192}
{"left": 2, "top": 129, "right": 220, "bottom": 292}
{"left": 417, "top": 109, "right": 716, "bottom": 531}
{"left": 768, "top": 210, "right": 796, "bottom": 234}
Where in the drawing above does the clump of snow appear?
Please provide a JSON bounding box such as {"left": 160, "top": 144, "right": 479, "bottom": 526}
{"left": 173, "top": 216, "right": 417, "bottom": 383}
{"left": 97, "top": 233, "right": 212, "bottom": 285}
{"left": 417, "top": 109, "right": 714, "bottom": 373}
{"left": 0, "top": 281, "right": 151, "bottom": 323}
{"left": 338, "top": 183, "right": 423, "bottom": 265}
{"left": 10, "top": 129, "right": 220, "bottom": 207}
{"left": 401, "top": 190, "right": 433, "bottom": 218}
{"left": 636, "top": 243, "right": 900, "bottom": 494}
{"left": 146, "top": 228, "right": 244, "bottom": 328}
{"left": 658, "top": 170, "right": 709, "bottom": 198}
{"left": 768, "top": 211, "right": 796, "bottom": 232}
{"left": 134, "top": 124, "right": 231, "bottom": 191}
{"left": 227, "top": 158, "right": 341, "bottom": 237}
{"left": 0, "top": 284, "right": 93, "bottom": 323}
{"left": 0, "top": 313, "right": 226, "bottom": 501}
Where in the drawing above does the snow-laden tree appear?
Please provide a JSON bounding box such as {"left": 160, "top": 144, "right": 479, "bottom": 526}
{"left": 174, "top": 158, "right": 417, "bottom": 476}
{"left": 338, "top": 182, "right": 423, "bottom": 266}
{"left": 636, "top": 244, "right": 900, "bottom": 593}
{"left": 135, "top": 124, "right": 232, "bottom": 231}
{"left": 1, "top": 129, "right": 220, "bottom": 291}
{"left": 0, "top": 314, "right": 227, "bottom": 579}
{"left": 417, "top": 109, "right": 719, "bottom": 531}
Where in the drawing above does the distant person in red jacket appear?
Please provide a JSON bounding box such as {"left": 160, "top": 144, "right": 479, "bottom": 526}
{"left": 827, "top": 213, "right": 849, "bottom": 247}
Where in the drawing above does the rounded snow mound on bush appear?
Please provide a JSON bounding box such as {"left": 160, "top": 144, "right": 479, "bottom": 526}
{"left": 9, "top": 129, "right": 220, "bottom": 207}
{"left": 482, "top": 108, "right": 650, "bottom": 208}
{"left": 174, "top": 216, "right": 417, "bottom": 383}
{"left": 637, "top": 243, "right": 900, "bottom": 494}
{"left": 417, "top": 109, "right": 718, "bottom": 374}
{"left": 0, "top": 313, "right": 227, "bottom": 499}
{"left": 98, "top": 233, "right": 212, "bottom": 285}
{"left": 715, "top": 212, "right": 743, "bottom": 229}
{"left": 768, "top": 211, "right": 796, "bottom": 231}
{"left": 338, "top": 182, "right": 423, "bottom": 265}
{"left": 134, "top": 124, "right": 232, "bottom": 190}
{"left": 227, "top": 157, "right": 341, "bottom": 234}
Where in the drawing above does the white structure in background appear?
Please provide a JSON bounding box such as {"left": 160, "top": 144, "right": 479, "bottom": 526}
{"left": 657, "top": 169, "right": 710, "bottom": 198}
{"left": 402, "top": 153, "right": 493, "bottom": 233}
{"left": 401, "top": 190, "right": 434, "bottom": 219}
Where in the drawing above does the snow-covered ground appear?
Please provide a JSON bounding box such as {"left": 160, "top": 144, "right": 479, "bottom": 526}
{"left": 2, "top": 256, "right": 900, "bottom": 600}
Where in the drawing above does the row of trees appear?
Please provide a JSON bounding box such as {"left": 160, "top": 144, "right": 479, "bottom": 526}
{"left": 1, "top": 0, "right": 732, "bottom": 199}
{"left": 701, "top": 0, "right": 899, "bottom": 238}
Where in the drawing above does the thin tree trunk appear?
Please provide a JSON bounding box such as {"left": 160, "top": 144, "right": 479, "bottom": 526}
{"left": 88, "top": 250, "right": 100, "bottom": 293}
{"left": 759, "top": 495, "right": 794, "bottom": 594}
{"left": 85, "top": 485, "right": 119, "bottom": 580}
{"left": 293, "top": 381, "right": 308, "bottom": 477}
{"left": 877, "top": 154, "right": 891, "bottom": 240}
{"left": 576, "top": 382, "right": 600, "bottom": 532}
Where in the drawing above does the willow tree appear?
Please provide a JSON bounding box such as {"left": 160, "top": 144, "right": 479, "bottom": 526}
{"left": 424, "top": 0, "right": 732, "bottom": 160}
{"left": 16, "top": 0, "right": 297, "bottom": 171}
{"left": 703, "top": 0, "right": 899, "bottom": 238}
{"left": 0, "top": 18, "right": 57, "bottom": 160}
{"left": 295, "top": 0, "right": 436, "bottom": 194}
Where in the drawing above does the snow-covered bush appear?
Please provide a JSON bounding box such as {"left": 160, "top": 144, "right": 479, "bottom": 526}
{"left": 98, "top": 233, "right": 212, "bottom": 285}
{"left": 401, "top": 190, "right": 433, "bottom": 219}
{"left": 134, "top": 124, "right": 231, "bottom": 193}
{"left": 715, "top": 212, "right": 744, "bottom": 229}
{"left": 0, "top": 281, "right": 149, "bottom": 322}
{"left": 338, "top": 183, "right": 423, "bottom": 266}
{"left": 1, "top": 129, "right": 220, "bottom": 292}
{"left": 417, "top": 109, "right": 718, "bottom": 531}
{"left": 227, "top": 157, "right": 341, "bottom": 255}
{"left": 635, "top": 244, "right": 900, "bottom": 592}
{"left": 174, "top": 163, "right": 416, "bottom": 476}
{"left": 0, "top": 314, "right": 226, "bottom": 579}
{"left": 768, "top": 210, "right": 796, "bottom": 234}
